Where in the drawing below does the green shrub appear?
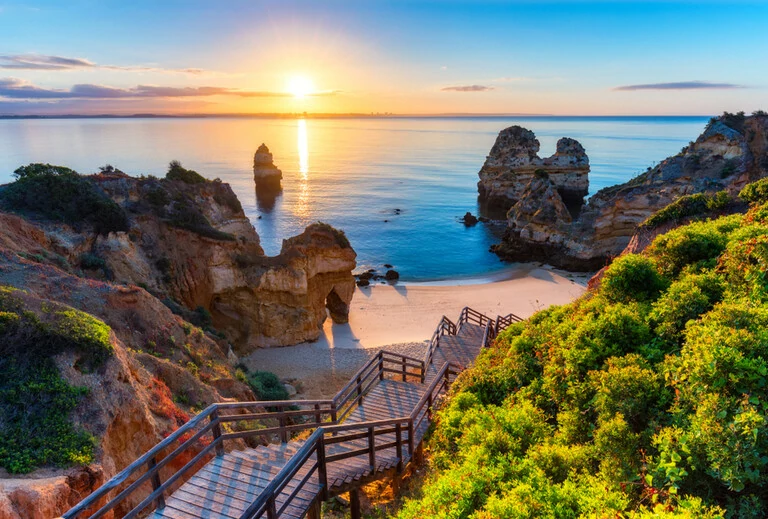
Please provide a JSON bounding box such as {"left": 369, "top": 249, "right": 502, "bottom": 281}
{"left": 648, "top": 220, "right": 730, "bottom": 276}
{"left": 0, "top": 163, "right": 128, "bottom": 234}
{"left": 79, "top": 252, "right": 106, "bottom": 270}
{"left": 650, "top": 271, "right": 725, "bottom": 342}
{"left": 740, "top": 177, "right": 768, "bottom": 204}
{"left": 642, "top": 191, "right": 733, "bottom": 230}
{"left": 247, "top": 371, "right": 289, "bottom": 401}
{"left": 166, "top": 160, "right": 208, "bottom": 184}
{"left": 601, "top": 254, "right": 667, "bottom": 303}
{"left": 397, "top": 194, "right": 768, "bottom": 518}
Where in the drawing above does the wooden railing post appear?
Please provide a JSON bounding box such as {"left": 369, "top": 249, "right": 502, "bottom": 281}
{"left": 267, "top": 495, "right": 277, "bottom": 519}
{"left": 420, "top": 360, "right": 425, "bottom": 384}
{"left": 331, "top": 401, "right": 338, "bottom": 423}
{"left": 395, "top": 423, "right": 403, "bottom": 472}
{"left": 408, "top": 422, "right": 415, "bottom": 456}
{"left": 379, "top": 351, "right": 385, "bottom": 381}
{"left": 317, "top": 434, "right": 328, "bottom": 500}
{"left": 357, "top": 374, "right": 363, "bottom": 404}
{"left": 368, "top": 426, "right": 376, "bottom": 470}
{"left": 147, "top": 456, "right": 166, "bottom": 510}
{"left": 210, "top": 408, "right": 224, "bottom": 457}
{"left": 401, "top": 356, "right": 407, "bottom": 381}
{"left": 314, "top": 403, "right": 322, "bottom": 425}
{"left": 279, "top": 415, "right": 288, "bottom": 444}
{"left": 427, "top": 393, "right": 433, "bottom": 421}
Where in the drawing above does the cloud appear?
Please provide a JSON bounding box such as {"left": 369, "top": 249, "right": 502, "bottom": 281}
{"left": 0, "top": 54, "right": 208, "bottom": 75}
{"left": 441, "top": 85, "right": 493, "bottom": 92}
{"left": 614, "top": 81, "right": 744, "bottom": 91}
{"left": 0, "top": 78, "right": 338, "bottom": 99}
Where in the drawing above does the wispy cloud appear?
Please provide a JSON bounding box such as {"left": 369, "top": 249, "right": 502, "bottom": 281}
{"left": 441, "top": 85, "right": 493, "bottom": 92}
{"left": 0, "top": 54, "right": 207, "bottom": 75}
{"left": 614, "top": 81, "right": 744, "bottom": 91}
{"left": 0, "top": 78, "right": 340, "bottom": 99}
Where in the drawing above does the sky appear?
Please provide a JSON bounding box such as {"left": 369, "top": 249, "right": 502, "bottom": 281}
{"left": 0, "top": 0, "right": 766, "bottom": 116}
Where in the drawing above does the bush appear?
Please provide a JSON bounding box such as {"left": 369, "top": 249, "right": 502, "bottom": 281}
{"left": 642, "top": 191, "right": 732, "bottom": 230}
{"left": 601, "top": 254, "right": 666, "bottom": 303}
{"left": 647, "top": 220, "right": 730, "bottom": 276}
{"left": 397, "top": 194, "right": 768, "bottom": 518}
{"left": 166, "top": 161, "right": 208, "bottom": 184}
{"left": 740, "top": 177, "right": 768, "bottom": 204}
{"left": 247, "top": 371, "right": 289, "bottom": 401}
{"left": 0, "top": 163, "right": 128, "bottom": 234}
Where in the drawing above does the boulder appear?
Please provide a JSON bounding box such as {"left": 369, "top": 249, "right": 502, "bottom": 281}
{"left": 461, "top": 212, "right": 478, "bottom": 226}
{"left": 385, "top": 269, "right": 400, "bottom": 281}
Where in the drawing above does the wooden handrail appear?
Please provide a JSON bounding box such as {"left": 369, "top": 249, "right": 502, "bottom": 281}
{"left": 65, "top": 307, "right": 499, "bottom": 519}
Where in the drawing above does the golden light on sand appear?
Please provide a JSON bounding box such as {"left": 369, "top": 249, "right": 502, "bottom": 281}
{"left": 287, "top": 76, "right": 314, "bottom": 98}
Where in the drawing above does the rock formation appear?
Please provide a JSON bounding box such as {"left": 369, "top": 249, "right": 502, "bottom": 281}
{"left": 0, "top": 164, "right": 357, "bottom": 516}
{"left": 253, "top": 143, "right": 282, "bottom": 190}
{"left": 488, "top": 113, "right": 768, "bottom": 270}
{"left": 477, "top": 126, "right": 590, "bottom": 214}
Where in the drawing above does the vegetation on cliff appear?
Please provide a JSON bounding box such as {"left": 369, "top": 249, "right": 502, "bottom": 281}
{"left": 398, "top": 180, "right": 768, "bottom": 518}
{"left": 0, "top": 286, "right": 114, "bottom": 474}
{"left": 0, "top": 163, "right": 129, "bottom": 234}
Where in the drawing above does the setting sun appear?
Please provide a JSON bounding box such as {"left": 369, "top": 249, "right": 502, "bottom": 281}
{"left": 287, "top": 76, "right": 314, "bottom": 99}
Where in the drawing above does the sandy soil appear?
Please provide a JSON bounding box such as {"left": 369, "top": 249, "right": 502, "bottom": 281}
{"left": 243, "top": 264, "right": 590, "bottom": 399}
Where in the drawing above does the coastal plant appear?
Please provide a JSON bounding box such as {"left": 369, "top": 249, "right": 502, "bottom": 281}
{"left": 642, "top": 191, "right": 733, "bottom": 230}
{"left": 600, "top": 254, "right": 666, "bottom": 303}
{"left": 247, "top": 371, "right": 290, "bottom": 401}
{"left": 166, "top": 160, "right": 208, "bottom": 184}
{"left": 739, "top": 177, "right": 768, "bottom": 204}
{"left": 0, "top": 163, "right": 129, "bottom": 234}
{"left": 396, "top": 178, "right": 768, "bottom": 518}
{"left": 0, "top": 288, "right": 110, "bottom": 473}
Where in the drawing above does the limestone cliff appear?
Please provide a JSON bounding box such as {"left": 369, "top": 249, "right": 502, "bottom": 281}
{"left": 477, "top": 126, "right": 589, "bottom": 213}
{"left": 252, "top": 143, "right": 282, "bottom": 190}
{"left": 489, "top": 113, "right": 768, "bottom": 270}
{"left": 3, "top": 169, "right": 356, "bottom": 352}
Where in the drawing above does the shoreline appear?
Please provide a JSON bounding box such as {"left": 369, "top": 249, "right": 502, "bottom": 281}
{"left": 244, "top": 263, "right": 590, "bottom": 399}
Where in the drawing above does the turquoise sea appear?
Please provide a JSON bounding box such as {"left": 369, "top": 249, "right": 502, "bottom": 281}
{"left": 0, "top": 116, "right": 710, "bottom": 280}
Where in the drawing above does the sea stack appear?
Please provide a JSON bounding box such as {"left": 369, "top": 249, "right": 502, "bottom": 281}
{"left": 477, "top": 126, "right": 590, "bottom": 214}
{"left": 253, "top": 143, "right": 282, "bottom": 190}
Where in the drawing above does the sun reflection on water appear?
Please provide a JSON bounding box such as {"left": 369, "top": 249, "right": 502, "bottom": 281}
{"left": 294, "top": 119, "right": 310, "bottom": 219}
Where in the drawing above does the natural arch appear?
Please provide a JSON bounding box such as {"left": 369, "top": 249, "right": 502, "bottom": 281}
{"left": 325, "top": 288, "right": 350, "bottom": 324}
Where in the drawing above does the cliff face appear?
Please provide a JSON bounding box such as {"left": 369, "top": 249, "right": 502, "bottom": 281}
{"left": 489, "top": 114, "right": 768, "bottom": 270}
{"left": 477, "top": 126, "right": 590, "bottom": 213}
{"left": 22, "top": 171, "right": 356, "bottom": 352}
{"left": 0, "top": 243, "right": 254, "bottom": 518}
{"left": 0, "top": 168, "right": 356, "bottom": 516}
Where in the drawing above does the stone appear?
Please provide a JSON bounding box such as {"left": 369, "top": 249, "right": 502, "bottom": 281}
{"left": 253, "top": 143, "right": 283, "bottom": 191}
{"left": 356, "top": 278, "right": 370, "bottom": 287}
{"left": 385, "top": 269, "right": 400, "bottom": 281}
{"left": 461, "top": 212, "right": 478, "bottom": 226}
{"left": 489, "top": 114, "right": 768, "bottom": 270}
{"left": 283, "top": 383, "right": 297, "bottom": 397}
{"left": 383, "top": 263, "right": 393, "bottom": 269}
{"left": 477, "top": 126, "right": 589, "bottom": 213}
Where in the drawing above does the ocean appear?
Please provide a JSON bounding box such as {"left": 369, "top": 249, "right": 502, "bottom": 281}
{"left": 0, "top": 116, "right": 710, "bottom": 280}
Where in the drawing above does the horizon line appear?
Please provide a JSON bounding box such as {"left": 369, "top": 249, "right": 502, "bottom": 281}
{"left": 0, "top": 112, "right": 717, "bottom": 119}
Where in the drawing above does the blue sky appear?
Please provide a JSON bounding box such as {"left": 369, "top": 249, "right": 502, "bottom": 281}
{"left": 0, "top": 1, "right": 765, "bottom": 115}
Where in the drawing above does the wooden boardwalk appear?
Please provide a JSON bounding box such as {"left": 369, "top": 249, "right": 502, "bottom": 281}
{"left": 65, "top": 308, "right": 521, "bottom": 519}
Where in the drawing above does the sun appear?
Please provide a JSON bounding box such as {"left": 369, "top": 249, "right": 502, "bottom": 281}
{"left": 287, "top": 76, "right": 314, "bottom": 99}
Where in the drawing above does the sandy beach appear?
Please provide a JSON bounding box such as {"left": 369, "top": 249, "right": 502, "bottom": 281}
{"left": 243, "top": 264, "right": 590, "bottom": 398}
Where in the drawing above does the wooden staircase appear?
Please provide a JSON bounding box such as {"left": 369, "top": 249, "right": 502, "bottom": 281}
{"left": 64, "top": 307, "right": 521, "bottom": 519}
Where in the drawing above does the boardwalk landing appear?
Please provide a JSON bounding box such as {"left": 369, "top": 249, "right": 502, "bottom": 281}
{"left": 64, "top": 308, "right": 519, "bottom": 519}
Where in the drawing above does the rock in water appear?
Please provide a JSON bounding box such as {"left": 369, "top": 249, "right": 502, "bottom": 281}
{"left": 461, "top": 212, "right": 479, "bottom": 226}
{"left": 253, "top": 143, "right": 282, "bottom": 190}
{"left": 477, "top": 126, "right": 589, "bottom": 213}
{"left": 489, "top": 113, "right": 768, "bottom": 271}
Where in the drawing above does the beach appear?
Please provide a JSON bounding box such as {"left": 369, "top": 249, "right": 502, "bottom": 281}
{"left": 243, "top": 264, "right": 590, "bottom": 399}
